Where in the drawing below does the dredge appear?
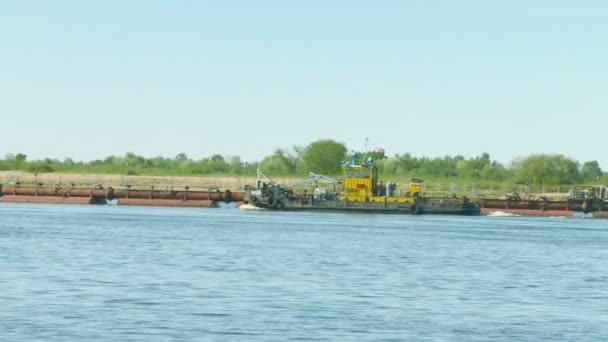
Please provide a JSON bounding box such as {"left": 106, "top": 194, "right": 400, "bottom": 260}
{"left": 244, "top": 154, "right": 480, "bottom": 215}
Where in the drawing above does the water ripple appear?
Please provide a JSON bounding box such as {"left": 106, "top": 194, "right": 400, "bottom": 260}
{"left": 1, "top": 203, "right": 607, "bottom": 341}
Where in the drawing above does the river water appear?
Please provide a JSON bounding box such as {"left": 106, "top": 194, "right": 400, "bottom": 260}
{"left": 1, "top": 203, "right": 607, "bottom": 341}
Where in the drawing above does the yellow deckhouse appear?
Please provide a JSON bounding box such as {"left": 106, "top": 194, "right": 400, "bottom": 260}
{"left": 340, "top": 156, "right": 421, "bottom": 203}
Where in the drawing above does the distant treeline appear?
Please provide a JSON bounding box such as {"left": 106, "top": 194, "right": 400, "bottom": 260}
{"left": 1, "top": 139, "right": 606, "bottom": 186}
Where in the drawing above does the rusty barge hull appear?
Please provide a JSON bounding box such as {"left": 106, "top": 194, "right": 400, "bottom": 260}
{"left": 0, "top": 186, "right": 244, "bottom": 208}
{"left": 478, "top": 198, "right": 607, "bottom": 217}
{"left": 0, "top": 195, "right": 95, "bottom": 205}
{"left": 480, "top": 208, "right": 575, "bottom": 217}
{"left": 480, "top": 199, "right": 583, "bottom": 211}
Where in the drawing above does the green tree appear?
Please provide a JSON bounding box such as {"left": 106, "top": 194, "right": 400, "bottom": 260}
{"left": 367, "top": 150, "right": 386, "bottom": 161}
{"left": 375, "top": 157, "right": 396, "bottom": 175}
{"left": 581, "top": 161, "right": 603, "bottom": 182}
{"left": 420, "top": 156, "right": 457, "bottom": 177}
{"left": 123, "top": 152, "right": 146, "bottom": 168}
{"left": 480, "top": 162, "right": 508, "bottom": 181}
{"left": 228, "top": 156, "right": 245, "bottom": 174}
{"left": 302, "top": 139, "right": 347, "bottom": 175}
{"left": 190, "top": 155, "right": 230, "bottom": 174}
{"left": 259, "top": 149, "right": 299, "bottom": 175}
{"left": 13, "top": 153, "right": 27, "bottom": 170}
{"left": 148, "top": 156, "right": 170, "bottom": 169}
{"left": 513, "top": 154, "right": 580, "bottom": 185}
{"left": 208, "top": 154, "right": 230, "bottom": 173}
{"left": 172, "top": 153, "right": 191, "bottom": 170}
{"left": 14, "top": 153, "right": 27, "bottom": 163}
{"left": 455, "top": 159, "right": 476, "bottom": 179}
{"left": 25, "top": 161, "right": 55, "bottom": 173}
{"left": 174, "top": 153, "right": 188, "bottom": 163}
{"left": 395, "top": 154, "right": 417, "bottom": 175}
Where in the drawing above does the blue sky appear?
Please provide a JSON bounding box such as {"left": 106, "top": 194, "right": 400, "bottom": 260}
{"left": 1, "top": 1, "right": 607, "bottom": 169}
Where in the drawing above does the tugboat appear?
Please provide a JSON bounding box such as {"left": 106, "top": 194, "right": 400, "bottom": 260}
{"left": 244, "top": 153, "right": 480, "bottom": 215}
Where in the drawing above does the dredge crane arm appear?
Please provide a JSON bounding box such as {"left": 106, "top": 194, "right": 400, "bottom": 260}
{"left": 286, "top": 173, "right": 338, "bottom": 188}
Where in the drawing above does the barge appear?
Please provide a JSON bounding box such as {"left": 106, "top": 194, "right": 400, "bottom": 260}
{"left": 0, "top": 183, "right": 244, "bottom": 207}
{"left": 477, "top": 185, "right": 608, "bottom": 217}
